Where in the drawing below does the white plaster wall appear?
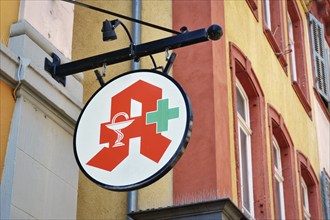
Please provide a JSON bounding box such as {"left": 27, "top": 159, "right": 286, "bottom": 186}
{"left": 1, "top": 42, "right": 81, "bottom": 219}
{"left": 1, "top": 0, "right": 81, "bottom": 216}
{"left": 314, "top": 99, "right": 330, "bottom": 173}
{"left": 9, "top": 96, "right": 78, "bottom": 219}
{"left": 19, "top": 0, "right": 74, "bottom": 58}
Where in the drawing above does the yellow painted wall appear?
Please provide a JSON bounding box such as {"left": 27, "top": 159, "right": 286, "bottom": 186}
{"left": 0, "top": 80, "right": 15, "bottom": 183}
{"left": 224, "top": 1, "right": 319, "bottom": 219}
{"left": 0, "top": 0, "right": 20, "bottom": 46}
{"left": 73, "top": 1, "right": 131, "bottom": 218}
{"left": 72, "top": 1, "right": 172, "bottom": 218}
{"left": 138, "top": 0, "right": 173, "bottom": 210}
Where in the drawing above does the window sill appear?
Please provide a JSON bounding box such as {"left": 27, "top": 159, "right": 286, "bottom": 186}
{"left": 246, "top": 0, "right": 258, "bottom": 21}
{"left": 292, "top": 81, "right": 312, "bottom": 118}
{"left": 264, "top": 28, "right": 288, "bottom": 72}
{"left": 314, "top": 88, "right": 330, "bottom": 122}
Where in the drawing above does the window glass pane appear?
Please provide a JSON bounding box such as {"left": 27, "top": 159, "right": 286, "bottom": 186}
{"left": 288, "top": 13, "right": 297, "bottom": 81}
{"left": 236, "top": 87, "right": 246, "bottom": 120}
{"left": 273, "top": 144, "right": 279, "bottom": 169}
{"left": 301, "top": 178, "right": 311, "bottom": 220}
{"left": 273, "top": 137, "right": 285, "bottom": 219}
{"left": 240, "top": 128, "right": 250, "bottom": 212}
{"left": 290, "top": 45, "right": 297, "bottom": 81}
{"left": 302, "top": 185, "right": 306, "bottom": 207}
{"left": 275, "top": 179, "right": 283, "bottom": 219}
{"left": 302, "top": 185, "right": 308, "bottom": 208}
{"left": 264, "top": 0, "right": 271, "bottom": 29}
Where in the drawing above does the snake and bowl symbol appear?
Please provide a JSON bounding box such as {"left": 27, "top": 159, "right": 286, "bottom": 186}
{"left": 105, "top": 112, "right": 134, "bottom": 147}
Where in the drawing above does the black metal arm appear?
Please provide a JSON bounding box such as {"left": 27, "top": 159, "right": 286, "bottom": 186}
{"left": 44, "top": 25, "right": 223, "bottom": 79}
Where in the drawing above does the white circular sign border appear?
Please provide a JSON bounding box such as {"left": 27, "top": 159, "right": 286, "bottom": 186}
{"left": 73, "top": 70, "right": 193, "bottom": 191}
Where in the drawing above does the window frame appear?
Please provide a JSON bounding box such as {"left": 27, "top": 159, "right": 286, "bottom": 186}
{"left": 297, "top": 151, "right": 323, "bottom": 219}
{"left": 236, "top": 80, "right": 254, "bottom": 218}
{"left": 245, "top": 0, "right": 259, "bottom": 21}
{"left": 268, "top": 104, "right": 299, "bottom": 219}
{"left": 287, "top": 0, "right": 311, "bottom": 117}
{"left": 262, "top": 0, "right": 287, "bottom": 70}
{"left": 287, "top": 13, "right": 297, "bottom": 81}
{"left": 272, "top": 137, "right": 286, "bottom": 220}
{"left": 230, "top": 42, "right": 270, "bottom": 219}
{"left": 301, "top": 178, "right": 311, "bottom": 220}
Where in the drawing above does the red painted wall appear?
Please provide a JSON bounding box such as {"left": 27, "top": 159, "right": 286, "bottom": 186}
{"left": 172, "top": 0, "right": 232, "bottom": 204}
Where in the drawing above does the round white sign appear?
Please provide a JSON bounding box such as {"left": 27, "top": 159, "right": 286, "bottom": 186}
{"left": 74, "top": 70, "right": 193, "bottom": 191}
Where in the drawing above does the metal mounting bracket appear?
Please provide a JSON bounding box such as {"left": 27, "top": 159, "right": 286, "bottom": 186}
{"left": 44, "top": 53, "right": 66, "bottom": 86}
{"left": 163, "top": 53, "right": 177, "bottom": 75}
{"left": 94, "top": 70, "right": 105, "bottom": 87}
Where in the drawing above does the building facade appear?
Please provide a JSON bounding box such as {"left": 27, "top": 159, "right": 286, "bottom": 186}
{"left": 0, "top": 1, "right": 83, "bottom": 219}
{"left": 1, "top": 0, "right": 329, "bottom": 219}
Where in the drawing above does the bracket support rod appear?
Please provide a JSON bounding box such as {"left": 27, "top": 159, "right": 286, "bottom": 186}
{"left": 61, "top": 0, "right": 181, "bottom": 35}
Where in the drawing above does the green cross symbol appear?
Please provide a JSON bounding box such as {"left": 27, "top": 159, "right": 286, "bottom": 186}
{"left": 146, "top": 98, "right": 179, "bottom": 133}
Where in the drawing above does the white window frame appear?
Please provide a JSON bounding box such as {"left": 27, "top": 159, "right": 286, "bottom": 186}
{"left": 288, "top": 13, "right": 297, "bottom": 82}
{"left": 273, "top": 138, "right": 286, "bottom": 219}
{"left": 264, "top": 0, "right": 271, "bottom": 30}
{"left": 236, "top": 80, "right": 254, "bottom": 219}
{"left": 301, "top": 178, "right": 311, "bottom": 220}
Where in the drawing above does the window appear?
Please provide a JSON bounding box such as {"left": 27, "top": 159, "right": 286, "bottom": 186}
{"left": 268, "top": 104, "right": 299, "bottom": 219}
{"left": 273, "top": 138, "right": 285, "bottom": 219}
{"left": 287, "top": 0, "right": 311, "bottom": 116}
{"left": 288, "top": 13, "right": 297, "bottom": 81}
{"left": 230, "top": 42, "right": 270, "bottom": 219}
{"left": 297, "top": 151, "right": 323, "bottom": 219}
{"left": 236, "top": 80, "right": 254, "bottom": 218}
{"left": 309, "top": 13, "right": 330, "bottom": 108}
{"left": 301, "top": 178, "right": 311, "bottom": 220}
{"left": 262, "top": 0, "right": 287, "bottom": 69}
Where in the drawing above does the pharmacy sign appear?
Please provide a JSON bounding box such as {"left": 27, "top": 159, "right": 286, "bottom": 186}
{"left": 74, "top": 70, "right": 193, "bottom": 191}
